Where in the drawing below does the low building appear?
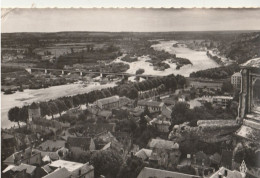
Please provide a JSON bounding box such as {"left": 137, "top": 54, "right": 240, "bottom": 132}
{"left": 2, "top": 163, "right": 37, "bottom": 178}
{"left": 147, "top": 138, "right": 181, "bottom": 168}
{"left": 3, "top": 147, "right": 42, "bottom": 166}
{"left": 95, "top": 95, "right": 120, "bottom": 110}
{"left": 231, "top": 72, "right": 242, "bottom": 89}
{"left": 1, "top": 133, "right": 16, "bottom": 161}
{"left": 28, "top": 102, "right": 41, "bottom": 122}
{"left": 66, "top": 137, "right": 95, "bottom": 158}
{"left": 137, "top": 167, "right": 200, "bottom": 178}
{"left": 137, "top": 100, "right": 166, "bottom": 112}
{"left": 209, "top": 166, "right": 243, "bottom": 178}
{"left": 212, "top": 96, "right": 233, "bottom": 108}
{"left": 38, "top": 140, "right": 66, "bottom": 152}
{"left": 135, "top": 149, "right": 152, "bottom": 161}
{"left": 150, "top": 116, "right": 171, "bottom": 133}
{"left": 47, "top": 160, "right": 94, "bottom": 178}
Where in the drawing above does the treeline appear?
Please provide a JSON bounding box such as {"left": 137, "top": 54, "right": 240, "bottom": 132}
{"left": 190, "top": 64, "right": 240, "bottom": 79}
{"left": 8, "top": 74, "right": 186, "bottom": 125}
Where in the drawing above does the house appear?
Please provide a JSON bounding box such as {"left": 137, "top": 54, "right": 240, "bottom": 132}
{"left": 1, "top": 132, "right": 16, "bottom": 160}
{"left": 38, "top": 140, "right": 66, "bottom": 152}
{"left": 137, "top": 100, "right": 166, "bottom": 112}
{"left": 43, "top": 167, "right": 71, "bottom": 178}
{"left": 231, "top": 72, "right": 242, "bottom": 89}
{"left": 47, "top": 160, "right": 94, "bottom": 178}
{"left": 212, "top": 96, "right": 233, "bottom": 108}
{"left": 150, "top": 116, "right": 171, "bottom": 133}
{"left": 3, "top": 147, "right": 42, "bottom": 166}
{"left": 28, "top": 102, "right": 41, "bottom": 122}
{"left": 2, "top": 163, "right": 37, "bottom": 178}
{"left": 83, "top": 123, "right": 116, "bottom": 137}
{"left": 95, "top": 95, "right": 120, "bottom": 110}
{"left": 209, "top": 166, "right": 243, "bottom": 178}
{"left": 137, "top": 167, "right": 201, "bottom": 178}
{"left": 161, "top": 106, "right": 172, "bottom": 119}
{"left": 135, "top": 149, "right": 152, "bottom": 161}
{"left": 66, "top": 137, "right": 95, "bottom": 158}
{"left": 147, "top": 138, "right": 181, "bottom": 168}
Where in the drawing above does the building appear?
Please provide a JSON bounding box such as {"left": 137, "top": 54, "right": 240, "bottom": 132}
{"left": 37, "top": 140, "right": 66, "bottom": 152}
{"left": 66, "top": 137, "right": 95, "bottom": 158}
{"left": 137, "top": 167, "right": 200, "bottom": 178}
{"left": 1, "top": 132, "right": 16, "bottom": 161}
{"left": 95, "top": 95, "right": 120, "bottom": 110}
{"left": 147, "top": 138, "right": 181, "bottom": 168}
{"left": 235, "top": 57, "right": 260, "bottom": 143}
{"left": 3, "top": 147, "right": 42, "bottom": 166}
{"left": 135, "top": 149, "right": 152, "bottom": 161}
{"left": 212, "top": 96, "right": 233, "bottom": 108}
{"left": 149, "top": 116, "right": 171, "bottom": 133}
{"left": 28, "top": 102, "right": 41, "bottom": 122}
{"left": 2, "top": 163, "right": 37, "bottom": 178}
{"left": 209, "top": 166, "right": 244, "bottom": 178}
{"left": 231, "top": 72, "right": 242, "bottom": 89}
{"left": 137, "top": 100, "right": 166, "bottom": 112}
{"left": 46, "top": 160, "right": 94, "bottom": 178}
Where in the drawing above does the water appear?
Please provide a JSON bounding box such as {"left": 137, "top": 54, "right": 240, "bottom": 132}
{"left": 1, "top": 40, "right": 219, "bottom": 128}
{"left": 1, "top": 81, "right": 117, "bottom": 128}
{"left": 114, "top": 40, "right": 220, "bottom": 77}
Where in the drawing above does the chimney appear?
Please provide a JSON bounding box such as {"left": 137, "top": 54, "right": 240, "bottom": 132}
{"left": 224, "top": 169, "right": 228, "bottom": 177}
{"left": 79, "top": 169, "right": 81, "bottom": 175}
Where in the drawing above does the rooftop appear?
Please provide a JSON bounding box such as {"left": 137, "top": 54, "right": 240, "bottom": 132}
{"left": 135, "top": 148, "right": 152, "bottom": 160}
{"left": 209, "top": 167, "right": 242, "bottom": 178}
{"left": 3, "top": 163, "right": 36, "bottom": 175}
{"left": 232, "top": 72, "right": 242, "bottom": 77}
{"left": 241, "top": 57, "right": 260, "bottom": 69}
{"left": 96, "top": 95, "right": 119, "bottom": 105}
{"left": 137, "top": 167, "right": 200, "bottom": 178}
{"left": 43, "top": 167, "right": 71, "bottom": 178}
{"left": 67, "top": 137, "right": 92, "bottom": 149}
{"left": 38, "top": 140, "right": 65, "bottom": 151}
{"left": 138, "top": 100, "right": 165, "bottom": 107}
{"left": 147, "top": 138, "right": 179, "bottom": 150}
{"left": 49, "top": 160, "right": 84, "bottom": 172}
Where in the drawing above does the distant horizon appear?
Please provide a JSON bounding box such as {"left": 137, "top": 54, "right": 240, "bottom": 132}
{"left": 2, "top": 29, "right": 260, "bottom": 34}
{"left": 2, "top": 8, "right": 260, "bottom": 33}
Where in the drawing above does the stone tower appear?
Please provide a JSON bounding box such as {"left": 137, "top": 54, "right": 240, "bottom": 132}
{"left": 28, "top": 102, "right": 41, "bottom": 122}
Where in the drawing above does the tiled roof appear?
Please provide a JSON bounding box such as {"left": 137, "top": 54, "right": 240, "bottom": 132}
{"left": 4, "top": 163, "right": 37, "bottom": 175}
{"left": 43, "top": 167, "right": 71, "bottom": 178}
{"left": 96, "top": 95, "right": 119, "bottom": 105}
{"left": 67, "top": 137, "right": 91, "bottom": 149}
{"left": 209, "top": 167, "right": 242, "bottom": 178}
{"left": 147, "top": 139, "right": 179, "bottom": 150}
{"left": 137, "top": 167, "right": 200, "bottom": 178}
{"left": 135, "top": 149, "right": 152, "bottom": 160}
{"left": 38, "top": 140, "right": 65, "bottom": 151}
{"left": 138, "top": 100, "right": 165, "bottom": 107}
{"left": 29, "top": 102, "right": 40, "bottom": 109}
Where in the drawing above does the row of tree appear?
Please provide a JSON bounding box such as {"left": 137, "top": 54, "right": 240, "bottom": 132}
{"left": 8, "top": 74, "right": 186, "bottom": 126}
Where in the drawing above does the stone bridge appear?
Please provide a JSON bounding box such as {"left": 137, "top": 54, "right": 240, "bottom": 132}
{"left": 25, "top": 67, "right": 161, "bottom": 80}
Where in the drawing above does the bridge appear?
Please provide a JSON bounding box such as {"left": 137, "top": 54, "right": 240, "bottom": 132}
{"left": 25, "top": 67, "right": 162, "bottom": 80}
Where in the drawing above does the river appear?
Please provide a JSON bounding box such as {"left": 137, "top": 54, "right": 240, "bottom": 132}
{"left": 1, "top": 40, "right": 219, "bottom": 129}
{"left": 1, "top": 81, "right": 117, "bottom": 128}
{"left": 114, "top": 40, "right": 220, "bottom": 77}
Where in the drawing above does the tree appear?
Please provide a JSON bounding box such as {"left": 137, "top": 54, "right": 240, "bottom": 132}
{"left": 55, "top": 100, "right": 67, "bottom": 116}
{"left": 8, "top": 107, "right": 22, "bottom": 128}
{"left": 139, "top": 114, "right": 148, "bottom": 131}
{"left": 90, "top": 150, "right": 123, "bottom": 178}
{"left": 117, "top": 156, "right": 145, "bottom": 178}
{"left": 48, "top": 102, "right": 59, "bottom": 119}
{"left": 19, "top": 106, "right": 29, "bottom": 123}
{"left": 128, "top": 88, "right": 138, "bottom": 99}
{"left": 171, "top": 102, "right": 190, "bottom": 125}
{"left": 39, "top": 102, "right": 51, "bottom": 117}
{"left": 221, "top": 80, "right": 233, "bottom": 93}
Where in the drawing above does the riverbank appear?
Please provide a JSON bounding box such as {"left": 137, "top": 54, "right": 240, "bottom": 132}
{"left": 1, "top": 81, "right": 117, "bottom": 129}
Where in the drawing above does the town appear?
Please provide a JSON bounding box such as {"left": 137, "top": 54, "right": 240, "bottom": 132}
{"left": 1, "top": 7, "right": 260, "bottom": 178}
{"left": 2, "top": 55, "right": 260, "bottom": 178}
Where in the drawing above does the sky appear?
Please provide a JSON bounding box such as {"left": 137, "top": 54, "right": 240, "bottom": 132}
{"left": 2, "top": 8, "right": 260, "bottom": 33}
